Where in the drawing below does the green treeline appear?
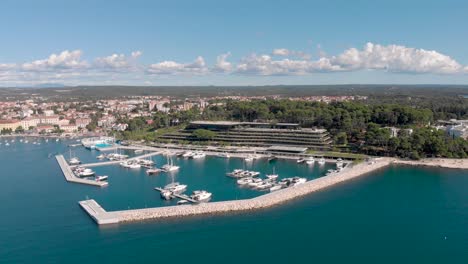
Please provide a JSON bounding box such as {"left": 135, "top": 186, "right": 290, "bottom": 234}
{"left": 120, "top": 99, "right": 468, "bottom": 159}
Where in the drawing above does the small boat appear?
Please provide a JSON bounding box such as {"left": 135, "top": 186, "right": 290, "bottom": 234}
{"left": 78, "top": 168, "right": 95, "bottom": 177}
{"left": 244, "top": 155, "right": 254, "bottom": 162}
{"left": 336, "top": 158, "right": 344, "bottom": 169}
{"left": 5, "top": 142, "right": 10, "bottom": 146}
{"left": 266, "top": 167, "right": 278, "bottom": 180}
{"left": 69, "top": 157, "right": 81, "bottom": 165}
{"left": 269, "top": 185, "right": 282, "bottom": 192}
{"left": 268, "top": 155, "right": 277, "bottom": 161}
{"left": 191, "top": 151, "right": 206, "bottom": 159}
{"left": 146, "top": 168, "right": 162, "bottom": 175}
{"left": 182, "top": 151, "right": 194, "bottom": 158}
{"left": 318, "top": 157, "right": 326, "bottom": 165}
{"left": 96, "top": 154, "right": 106, "bottom": 159}
{"left": 256, "top": 181, "right": 273, "bottom": 190}
{"left": 237, "top": 177, "right": 254, "bottom": 185}
{"left": 247, "top": 178, "right": 263, "bottom": 188}
{"left": 219, "top": 152, "right": 230, "bottom": 158}
{"left": 161, "top": 157, "right": 179, "bottom": 172}
{"left": 134, "top": 149, "right": 144, "bottom": 154}
{"left": 164, "top": 182, "right": 187, "bottom": 194}
{"left": 160, "top": 189, "right": 173, "bottom": 200}
{"left": 95, "top": 175, "right": 108, "bottom": 181}
{"left": 190, "top": 190, "right": 212, "bottom": 202}
{"left": 305, "top": 157, "right": 315, "bottom": 165}
{"left": 297, "top": 158, "right": 305, "bottom": 163}
{"left": 177, "top": 200, "right": 189, "bottom": 205}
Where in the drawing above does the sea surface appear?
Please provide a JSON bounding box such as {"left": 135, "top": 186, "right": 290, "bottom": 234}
{"left": 0, "top": 138, "right": 467, "bottom": 263}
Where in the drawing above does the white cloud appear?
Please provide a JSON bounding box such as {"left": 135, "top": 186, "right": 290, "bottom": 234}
{"left": 147, "top": 56, "right": 207, "bottom": 75}
{"left": 0, "top": 63, "right": 16, "bottom": 71}
{"left": 272, "top": 48, "right": 311, "bottom": 60}
{"left": 333, "top": 42, "right": 463, "bottom": 74}
{"left": 236, "top": 54, "right": 341, "bottom": 75}
{"left": 94, "top": 51, "right": 142, "bottom": 70}
{"left": 213, "top": 52, "right": 232, "bottom": 72}
{"left": 22, "top": 50, "right": 88, "bottom": 72}
{"left": 131, "top": 50, "right": 142, "bottom": 58}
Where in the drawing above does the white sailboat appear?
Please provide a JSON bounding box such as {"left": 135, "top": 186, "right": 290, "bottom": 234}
{"left": 161, "top": 156, "right": 179, "bottom": 172}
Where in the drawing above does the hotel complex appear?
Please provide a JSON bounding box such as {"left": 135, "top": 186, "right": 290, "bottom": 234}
{"left": 161, "top": 121, "right": 332, "bottom": 149}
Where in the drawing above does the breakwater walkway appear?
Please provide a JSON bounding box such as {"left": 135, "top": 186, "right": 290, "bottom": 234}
{"left": 55, "top": 155, "right": 108, "bottom": 187}
{"left": 79, "top": 158, "right": 393, "bottom": 225}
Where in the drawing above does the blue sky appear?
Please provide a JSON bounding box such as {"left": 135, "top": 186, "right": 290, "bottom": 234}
{"left": 1, "top": 0, "right": 468, "bottom": 86}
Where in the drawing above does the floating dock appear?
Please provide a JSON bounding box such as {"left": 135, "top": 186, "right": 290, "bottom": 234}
{"left": 154, "top": 187, "right": 199, "bottom": 203}
{"left": 55, "top": 155, "right": 108, "bottom": 187}
{"left": 79, "top": 158, "right": 393, "bottom": 225}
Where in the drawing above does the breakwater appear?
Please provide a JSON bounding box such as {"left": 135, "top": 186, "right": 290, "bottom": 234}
{"left": 80, "top": 158, "right": 392, "bottom": 225}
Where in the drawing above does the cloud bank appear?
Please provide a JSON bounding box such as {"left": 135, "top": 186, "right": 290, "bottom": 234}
{"left": 1, "top": 43, "right": 467, "bottom": 85}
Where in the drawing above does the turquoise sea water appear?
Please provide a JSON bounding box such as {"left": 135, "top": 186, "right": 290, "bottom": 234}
{"left": 0, "top": 138, "right": 467, "bottom": 263}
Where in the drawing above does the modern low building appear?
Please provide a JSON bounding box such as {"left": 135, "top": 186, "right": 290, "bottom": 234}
{"left": 161, "top": 121, "right": 332, "bottom": 149}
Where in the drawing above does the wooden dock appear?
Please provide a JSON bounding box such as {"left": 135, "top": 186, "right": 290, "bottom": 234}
{"left": 55, "top": 155, "right": 108, "bottom": 187}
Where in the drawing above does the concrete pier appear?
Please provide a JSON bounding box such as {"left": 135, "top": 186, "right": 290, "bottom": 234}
{"left": 79, "top": 200, "right": 119, "bottom": 224}
{"left": 77, "top": 151, "right": 162, "bottom": 168}
{"left": 79, "top": 158, "right": 393, "bottom": 225}
{"left": 56, "top": 155, "right": 108, "bottom": 187}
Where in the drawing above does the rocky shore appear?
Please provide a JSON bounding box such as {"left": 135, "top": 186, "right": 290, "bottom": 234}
{"left": 393, "top": 158, "right": 468, "bottom": 169}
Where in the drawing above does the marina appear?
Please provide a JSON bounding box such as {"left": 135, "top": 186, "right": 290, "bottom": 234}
{"left": 55, "top": 155, "right": 108, "bottom": 187}
{"left": 79, "top": 157, "right": 392, "bottom": 224}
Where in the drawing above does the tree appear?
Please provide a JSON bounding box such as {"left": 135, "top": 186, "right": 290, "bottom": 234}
{"left": 192, "top": 129, "right": 217, "bottom": 140}
{"left": 15, "top": 126, "right": 24, "bottom": 133}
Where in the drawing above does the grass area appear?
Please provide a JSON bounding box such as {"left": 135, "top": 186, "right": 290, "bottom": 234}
{"left": 307, "top": 150, "right": 368, "bottom": 160}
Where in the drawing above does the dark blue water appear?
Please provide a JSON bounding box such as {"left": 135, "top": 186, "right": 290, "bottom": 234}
{"left": 0, "top": 138, "right": 467, "bottom": 263}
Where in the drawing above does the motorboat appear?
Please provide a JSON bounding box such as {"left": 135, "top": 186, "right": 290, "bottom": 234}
{"left": 191, "top": 151, "right": 206, "bottom": 159}
{"left": 95, "top": 175, "right": 108, "bottom": 181}
{"left": 78, "top": 168, "right": 95, "bottom": 177}
{"left": 269, "top": 185, "right": 282, "bottom": 192}
{"left": 96, "top": 154, "right": 106, "bottom": 160}
{"left": 297, "top": 158, "right": 305, "bottom": 163}
{"left": 244, "top": 155, "right": 254, "bottom": 162}
{"left": 164, "top": 182, "right": 187, "bottom": 194}
{"left": 160, "top": 189, "right": 173, "bottom": 200}
{"left": 146, "top": 168, "right": 162, "bottom": 175}
{"left": 247, "top": 178, "right": 263, "bottom": 188}
{"left": 182, "top": 151, "right": 194, "bottom": 158}
{"left": 237, "top": 177, "right": 254, "bottom": 185}
{"left": 336, "top": 158, "right": 344, "bottom": 169}
{"left": 177, "top": 200, "right": 189, "bottom": 205}
{"left": 190, "top": 190, "right": 212, "bottom": 202}
{"left": 318, "top": 157, "right": 326, "bottom": 165}
{"left": 120, "top": 161, "right": 141, "bottom": 169}
{"left": 219, "top": 152, "right": 230, "bottom": 158}
{"left": 291, "top": 177, "right": 307, "bottom": 186}
{"left": 255, "top": 181, "right": 273, "bottom": 190}
{"left": 134, "top": 149, "right": 144, "bottom": 154}
{"left": 305, "top": 157, "right": 315, "bottom": 165}
{"left": 226, "top": 169, "right": 246, "bottom": 178}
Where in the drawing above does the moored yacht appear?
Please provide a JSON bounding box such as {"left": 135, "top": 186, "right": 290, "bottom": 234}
{"left": 78, "top": 168, "right": 95, "bottom": 177}
{"left": 146, "top": 168, "right": 162, "bottom": 175}
{"left": 95, "top": 175, "right": 108, "bottom": 181}
{"left": 191, "top": 151, "right": 206, "bottom": 159}
{"left": 190, "top": 190, "right": 212, "bottom": 202}
{"left": 305, "top": 157, "right": 315, "bottom": 165}
{"left": 318, "top": 157, "right": 326, "bottom": 165}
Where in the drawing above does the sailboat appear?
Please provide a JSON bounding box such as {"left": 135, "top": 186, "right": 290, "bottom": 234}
{"left": 266, "top": 167, "right": 279, "bottom": 180}
{"left": 161, "top": 156, "right": 179, "bottom": 172}
{"left": 68, "top": 149, "right": 81, "bottom": 165}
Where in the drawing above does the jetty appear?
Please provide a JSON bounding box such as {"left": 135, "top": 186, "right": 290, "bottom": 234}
{"left": 76, "top": 151, "right": 162, "bottom": 168}
{"left": 79, "top": 158, "right": 393, "bottom": 225}
{"left": 55, "top": 155, "right": 108, "bottom": 187}
{"left": 154, "top": 187, "right": 199, "bottom": 204}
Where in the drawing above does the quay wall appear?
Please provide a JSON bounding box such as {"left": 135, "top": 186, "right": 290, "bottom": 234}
{"left": 113, "top": 158, "right": 392, "bottom": 223}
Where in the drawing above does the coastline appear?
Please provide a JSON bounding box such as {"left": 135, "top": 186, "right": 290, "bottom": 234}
{"left": 393, "top": 158, "right": 468, "bottom": 170}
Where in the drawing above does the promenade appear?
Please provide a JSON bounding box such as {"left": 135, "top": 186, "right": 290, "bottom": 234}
{"left": 80, "top": 158, "right": 392, "bottom": 225}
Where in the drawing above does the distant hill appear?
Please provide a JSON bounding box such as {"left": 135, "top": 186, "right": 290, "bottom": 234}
{"left": 1, "top": 84, "right": 468, "bottom": 101}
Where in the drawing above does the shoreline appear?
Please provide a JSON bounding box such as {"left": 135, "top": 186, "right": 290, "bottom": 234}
{"left": 80, "top": 157, "right": 394, "bottom": 225}
{"left": 393, "top": 158, "right": 468, "bottom": 170}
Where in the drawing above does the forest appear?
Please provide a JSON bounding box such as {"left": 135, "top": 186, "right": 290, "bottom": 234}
{"left": 120, "top": 98, "right": 468, "bottom": 159}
